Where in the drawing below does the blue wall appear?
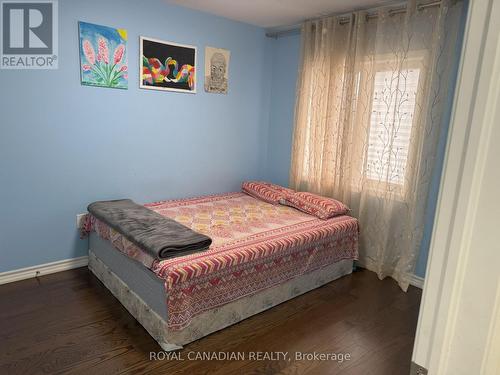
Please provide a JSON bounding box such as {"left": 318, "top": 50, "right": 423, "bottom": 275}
{"left": 0, "top": 0, "right": 272, "bottom": 272}
{"left": 413, "top": 4, "right": 467, "bottom": 277}
{"left": 0, "top": 1, "right": 462, "bottom": 276}
{"left": 265, "top": 32, "right": 301, "bottom": 187}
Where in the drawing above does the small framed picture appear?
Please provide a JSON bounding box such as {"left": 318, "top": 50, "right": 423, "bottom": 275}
{"left": 140, "top": 36, "right": 196, "bottom": 93}
{"left": 204, "top": 46, "right": 230, "bottom": 94}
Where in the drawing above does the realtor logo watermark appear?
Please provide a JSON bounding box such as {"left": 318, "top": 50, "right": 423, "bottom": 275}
{"left": 1, "top": 0, "right": 58, "bottom": 69}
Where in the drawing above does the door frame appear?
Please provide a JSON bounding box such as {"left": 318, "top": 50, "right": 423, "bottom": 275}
{"left": 412, "top": 0, "right": 500, "bottom": 373}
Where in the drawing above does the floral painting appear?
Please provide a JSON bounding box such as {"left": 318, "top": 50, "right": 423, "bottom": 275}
{"left": 79, "top": 22, "right": 128, "bottom": 89}
{"left": 140, "top": 37, "right": 196, "bottom": 93}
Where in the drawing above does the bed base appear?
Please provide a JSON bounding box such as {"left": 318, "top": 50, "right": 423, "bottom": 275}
{"left": 88, "top": 250, "right": 353, "bottom": 351}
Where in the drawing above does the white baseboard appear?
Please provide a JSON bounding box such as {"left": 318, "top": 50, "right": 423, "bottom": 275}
{"left": 0, "top": 255, "right": 424, "bottom": 288}
{"left": 409, "top": 274, "right": 425, "bottom": 289}
{"left": 0, "top": 256, "right": 89, "bottom": 285}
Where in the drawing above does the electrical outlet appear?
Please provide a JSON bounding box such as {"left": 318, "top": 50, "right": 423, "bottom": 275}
{"left": 76, "top": 213, "right": 87, "bottom": 229}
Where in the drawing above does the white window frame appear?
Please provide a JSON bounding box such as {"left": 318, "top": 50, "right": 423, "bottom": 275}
{"left": 356, "top": 52, "right": 427, "bottom": 197}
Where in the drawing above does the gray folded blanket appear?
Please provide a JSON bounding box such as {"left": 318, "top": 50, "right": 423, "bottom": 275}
{"left": 87, "top": 199, "right": 212, "bottom": 260}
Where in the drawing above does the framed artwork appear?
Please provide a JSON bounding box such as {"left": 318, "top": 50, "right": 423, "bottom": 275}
{"left": 140, "top": 37, "right": 196, "bottom": 93}
{"left": 204, "top": 46, "right": 230, "bottom": 94}
{"left": 79, "top": 21, "right": 128, "bottom": 89}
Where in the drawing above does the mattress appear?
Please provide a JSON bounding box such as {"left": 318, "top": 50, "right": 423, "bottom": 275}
{"left": 88, "top": 192, "right": 359, "bottom": 330}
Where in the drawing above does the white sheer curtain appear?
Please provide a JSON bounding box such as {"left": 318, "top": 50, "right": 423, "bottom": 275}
{"left": 289, "top": 0, "right": 464, "bottom": 290}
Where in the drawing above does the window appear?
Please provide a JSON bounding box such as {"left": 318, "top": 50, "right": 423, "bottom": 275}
{"left": 365, "top": 68, "right": 421, "bottom": 186}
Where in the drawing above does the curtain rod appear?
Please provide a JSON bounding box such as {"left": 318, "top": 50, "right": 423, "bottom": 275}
{"left": 265, "top": 0, "right": 442, "bottom": 38}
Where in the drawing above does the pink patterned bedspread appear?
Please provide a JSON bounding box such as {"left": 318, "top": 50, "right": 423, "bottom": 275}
{"left": 89, "top": 192, "right": 359, "bottom": 330}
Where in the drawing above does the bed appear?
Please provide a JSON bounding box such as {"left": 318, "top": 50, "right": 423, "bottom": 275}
{"left": 87, "top": 192, "right": 359, "bottom": 350}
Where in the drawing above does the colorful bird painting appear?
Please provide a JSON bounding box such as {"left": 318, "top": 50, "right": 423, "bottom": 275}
{"left": 142, "top": 55, "right": 195, "bottom": 90}
{"left": 140, "top": 37, "right": 196, "bottom": 93}
{"left": 142, "top": 56, "right": 178, "bottom": 85}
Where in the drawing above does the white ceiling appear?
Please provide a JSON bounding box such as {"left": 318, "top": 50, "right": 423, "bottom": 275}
{"left": 166, "top": 0, "right": 394, "bottom": 29}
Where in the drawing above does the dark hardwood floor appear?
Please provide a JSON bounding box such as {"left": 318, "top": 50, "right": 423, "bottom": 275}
{"left": 0, "top": 267, "right": 421, "bottom": 375}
